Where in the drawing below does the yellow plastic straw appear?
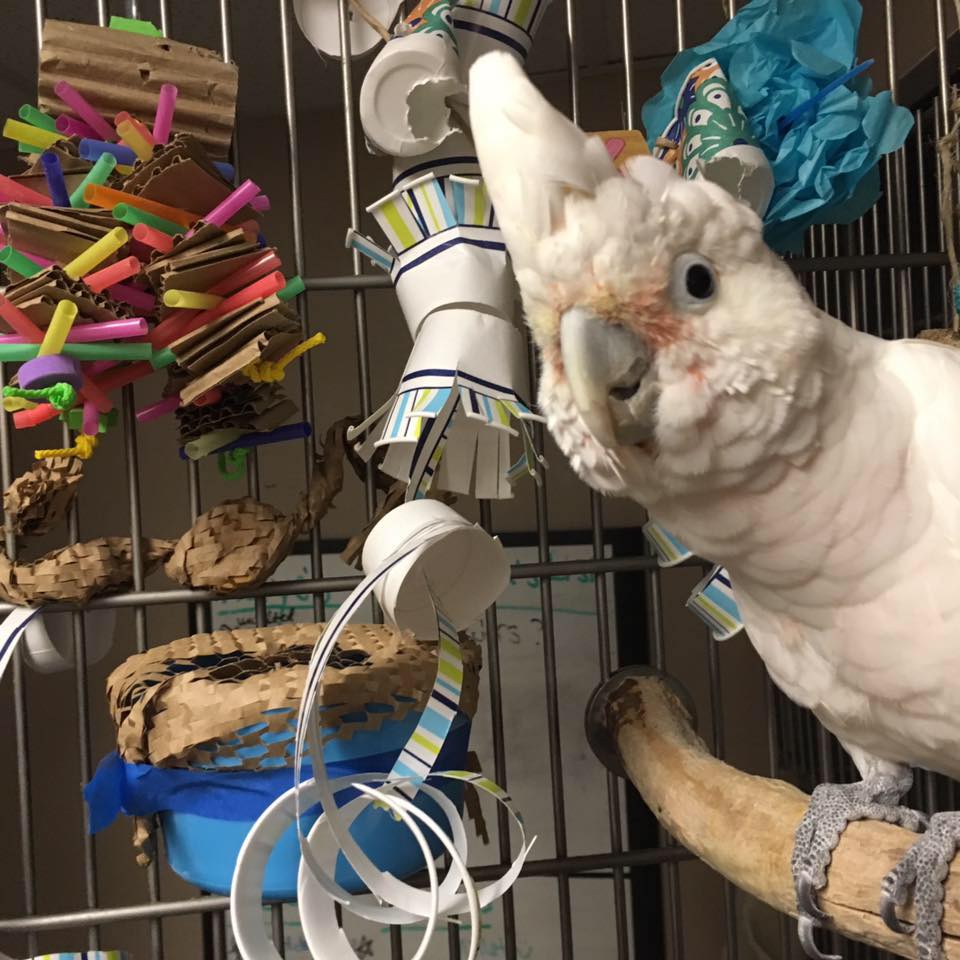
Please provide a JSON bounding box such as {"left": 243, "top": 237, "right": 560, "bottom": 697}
{"left": 2, "top": 118, "right": 64, "bottom": 151}
{"left": 115, "top": 119, "right": 153, "bottom": 162}
{"left": 39, "top": 300, "right": 78, "bottom": 356}
{"left": 63, "top": 226, "right": 128, "bottom": 280}
{"left": 162, "top": 290, "right": 224, "bottom": 310}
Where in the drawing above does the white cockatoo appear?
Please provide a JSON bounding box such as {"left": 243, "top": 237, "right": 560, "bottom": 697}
{"left": 470, "top": 50, "right": 960, "bottom": 960}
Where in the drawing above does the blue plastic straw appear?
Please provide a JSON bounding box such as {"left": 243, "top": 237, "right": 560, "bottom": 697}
{"left": 178, "top": 421, "right": 312, "bottom": 460}
{"left": 41, "top": 151, "right": 71, "bottom": 207}
{"left": 777, "top": 60, "right": 875, "bottom": 136}
{"left": 213, "top": 161, "right": 235, "bottom": 181}
{"left": 78, "top": 139, "right": 138, "bottom": 166}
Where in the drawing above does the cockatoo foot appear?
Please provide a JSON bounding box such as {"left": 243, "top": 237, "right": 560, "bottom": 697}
{"left": 880, "top": 810, "right": 960, "bottom": 959}
{"left": 792, "top": 773, "right": 924, "bottom": 960}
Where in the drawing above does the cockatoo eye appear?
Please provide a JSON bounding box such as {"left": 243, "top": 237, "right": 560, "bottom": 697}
{"left": 671, "top": 253, "right": 717, "bottom": 308}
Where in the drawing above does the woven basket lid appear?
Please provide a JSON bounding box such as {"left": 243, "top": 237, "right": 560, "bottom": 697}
{"left": 107, "top": 622, "right": 481, "bottom": 769}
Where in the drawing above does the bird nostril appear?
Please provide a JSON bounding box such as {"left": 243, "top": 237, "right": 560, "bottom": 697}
{"left": 609, "top": 381, "right": 641, "bottom": 402}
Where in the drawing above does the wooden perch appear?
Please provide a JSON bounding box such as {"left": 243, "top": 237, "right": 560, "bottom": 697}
{"left": 590, "top": 668, "right": 960, "bottom": 959}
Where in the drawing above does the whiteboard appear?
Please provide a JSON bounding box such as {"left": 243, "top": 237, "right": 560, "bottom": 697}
{"left": 218, "top": 541, "right": 631, "bottom": 959}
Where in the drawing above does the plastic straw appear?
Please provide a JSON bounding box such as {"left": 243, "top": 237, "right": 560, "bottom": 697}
{"left": 84, "top": 184, "right": 197, "bottom": 228}
{"left": 213, "top": 162, "right": 235, "bottom": 181}
{"left": 53, "top": 80, "right": 115, "bottom": 141}
{"left": 82, "top": 401, "right": 99, "bottom": 436}
{"left": 131, "top": 223, "right": 174, "bottom": 254}
{"left": 70, "top": 153, "right": 117, "bottom": 209}
{"left": 115, "top": 119, "right": 153, "bottom": 162}
{"left": 78, "top": 139, "right": 136, "bottom": 166}
{"left": 65, "top": 407, "right": 117, "bottom": 431}
{"left": 192, "top": 387, "right": 222, "bottom": 407}
{"left": 3, "top": 119, "right": 64, "bottom": 152}
{"left": 78, "top": 374, "right": 113, "bottom": 413}
{"left": 41, "top": 151, "right": 71, "bottom": 207}
{"left": 179, "top": 421, "right": 312, "bottom": 459}
{"left": 153, "top": 84, "right": 178, "bottom": 144}
{"left": 163, "top": 290, "right": 223, "bottom": 310}
{"left": 0, "top": 342, "right": 151, "bottom": 361}
{"left": 0, "top": 247, "right": 44, "bottom": 278}
{"left": 137, "top": 394, "right": 180, "bottom": 422}
{"left": 19, "top": 105, "right": 56, "bottom": 132}
{"left": 278, "top": 276, "right": 305, "bottom": 302}
{"left": 250, "top": 194, "right": 271, "bottom": 213}
{"left": 83, "top": 255, "right": 140, "bottom": 294}
{"left": 87, "top": 360, "right": 153, "bottom": 395}
{"left": 14, "top": 404, "right": 59, "bottom": 429}
{"left": 202, "top": 179, "right": 259, "bottom": 227}
{"left": 108, "top": 283, "right": 156, "bottom": 312}
{"left": 38, "top": 300, "right": 78, "bottom": 355}
{"left": 0, "top": 173, "right": 52, "bottom": 207}
{"left": 0, "top": 318, "right": 147, "bottom": 344}
{"left": 57, "top": 116, "right": 100, "bottom": 140}
{"left": 149, "top": 347, "right": 177, "bottom": 369}
{"left": 0, "top": 294, "right": 43, "bottom": 341}
{"left": 63, "top": 226, "right": 128, "bottom": 280}
{"left": 112, "top": 203, "right": 182, "bottom": 236}
{"left": 207, "top": 251, "right": 282, "bottom": 297}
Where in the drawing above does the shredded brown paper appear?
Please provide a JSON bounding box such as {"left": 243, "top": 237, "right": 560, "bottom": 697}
{"left": 3, "top": 456, "right": 83, "bottom": 537}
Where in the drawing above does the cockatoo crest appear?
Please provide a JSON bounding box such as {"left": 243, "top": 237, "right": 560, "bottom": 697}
{"left": 470, "top": 52, "right": 838, "bottom": 511}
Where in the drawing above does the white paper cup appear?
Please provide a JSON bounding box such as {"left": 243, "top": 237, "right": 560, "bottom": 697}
{"left": 360, "top": 31, "right": 465, "bottom": 157}
{"left": 362, "top": 499, "right": 509, "bottom": 639}
{"left": 294, "top": 0, "right": 402, "bottom": 58}
{"left": 22, "top": 607, "right": 117, "bottom": 674}
{"left": 699, "top": 145, "right": 774, "bottom": 218}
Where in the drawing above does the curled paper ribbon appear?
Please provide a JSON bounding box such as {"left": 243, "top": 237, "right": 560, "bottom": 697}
{"left": 230, "top": 501, "right": 530, "bottom": 959}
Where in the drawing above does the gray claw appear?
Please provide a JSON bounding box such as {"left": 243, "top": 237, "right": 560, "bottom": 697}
{"left": 798, "top": 916, "right": 842, "bottom": 960}
{"left": 879, "top": 892, "right": 914, "bottom": 935}
{"left": 797, "top": 873, "right": 831, "bottom": 924}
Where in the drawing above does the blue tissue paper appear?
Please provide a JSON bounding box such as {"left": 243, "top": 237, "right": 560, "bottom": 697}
{"left": 641, "top": 0, "right": 915, "bottom": 252}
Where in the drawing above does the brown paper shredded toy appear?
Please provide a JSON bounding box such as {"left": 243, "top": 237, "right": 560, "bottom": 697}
{"left": 918, "top": 328, "right": 960, "bottom": 346}
{"left": 175, "top": 382, "right": 296, "bottom": 444}
{"left": 106, "top": 620, "right": 481, "bottom": 863}
{"left": 38, "top": 20, "right": 238, "bottom": 159}
{"left": 0, "top": 536, "right": 176, "bottom": 605}
{"left": 165, "top": 420, "right": 348, "bottom": 593}
{"left": 3, "top": 456, "right": 83, "bottom": 537}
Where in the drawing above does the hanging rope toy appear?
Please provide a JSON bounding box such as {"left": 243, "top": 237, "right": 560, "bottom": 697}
{"left": 242, "top": 331, "right": 326, "bottom": 383}
{"left": 4, "top": 382, "right": 78, "bottom": 413}
{"left": 35, "top": 432, "right": 98, "bottom": 461}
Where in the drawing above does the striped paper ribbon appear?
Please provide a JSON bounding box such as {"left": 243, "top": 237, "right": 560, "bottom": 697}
{"left": 685, "top": 565, "right": 744, "bottom": 641}
{"left": 642, "top": 520, "right": 694, "bottom": 567}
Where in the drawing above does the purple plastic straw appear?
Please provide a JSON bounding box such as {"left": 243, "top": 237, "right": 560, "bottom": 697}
{"left": 250, "top": 194, "right": 271, "bottom": 213}
{"left": 203, "top": 179, "right": 259, "bottom": 227}
{"left": 55, "top": 115, "right": 100, "bottom": 140}
{"left": 137, "top": 393, "right": 180, "bottom": 423}
{"left": 0, "top": 318, "right": 147, "bottom": 344}
{"left": 52, "top": 80, "right": 115, "bottom": 142}
{"left": 153, "top": 84, "right": 178, "bottom": 145}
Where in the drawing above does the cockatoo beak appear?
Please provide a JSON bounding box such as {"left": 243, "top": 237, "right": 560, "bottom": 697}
{"left": 560, "top": 307, "right": 655, "bottom": 448}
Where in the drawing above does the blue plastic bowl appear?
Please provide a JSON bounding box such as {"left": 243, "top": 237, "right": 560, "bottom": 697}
{"left": 160, "top": 711, "right": 470, "bottom": 901}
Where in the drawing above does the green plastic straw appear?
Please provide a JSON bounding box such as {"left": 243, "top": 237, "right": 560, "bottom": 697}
{"left": 149, "top": 346, "right": 176, "bottom": 370}
{"left": 0, "top": 342, "right": 151, "bottom": 361}
{"left": 18, "top": 143, "right": 38, "bottom": 155}
{"left": 277, "top": 276, "right": 305, "bottom": 302}
{"left": 109, "top": 15, "right": 163, "bottom": 36}
{"left": 18, "top": 105, "right": 56, "bottom": 132}
{"left": 64, "top": 407, "right": 118, "bottom": 432}
{"left": 70, "top": 153, "right": 117, "bottom": 209}
{"left": 0, "top": 246, "right": 43, "bottom": 278}
{"left": 113, "top": 204, "right": 182, "bottom": 237}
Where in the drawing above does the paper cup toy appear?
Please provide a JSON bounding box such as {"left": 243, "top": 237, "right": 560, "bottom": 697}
{"left": 362, "top": 498, "right": 510, "bottom": 640}
{"left": 451, "top": 0, "right": 554, "bottom": 69}
{"left": 351, "top": 172, "right": 542, "bottom": 500}
{"left": 653, "top": 58, "right": 774, "bottom": 218}
{"left": 22, "top": 606, "right": 116, "bottom": 673}
{"left": 294, "top": 0, "right": 403, "bottom": 58}
{"left": 359, "top": 6, "right": 464, "bottom": 157}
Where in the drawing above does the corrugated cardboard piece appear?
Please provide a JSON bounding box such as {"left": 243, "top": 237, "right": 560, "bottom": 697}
{"left": 3, "top": 456, "right": 83, "bottom": 537}
{"left": 38, "top": 20, "right": 238, "bottom": 159}
{"left": 0, "top": 537, "right": 176, "bottom": 605}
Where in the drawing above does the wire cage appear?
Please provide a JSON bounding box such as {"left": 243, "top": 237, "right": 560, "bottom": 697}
{"left": 0, "top": 1, "right": 957, "bottom": 959}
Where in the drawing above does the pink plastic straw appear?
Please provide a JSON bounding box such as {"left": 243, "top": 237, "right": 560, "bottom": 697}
{"left": 202, "top": 179, "right": 259, "bottom": 227}
{"left": 0, "top": 174, "right": 52, "bottom": 207}
{"left": 55, "top": 115, "right": 99, "bottom": 140}
{"left": 0, "top": 294, "right": 43, "bottom": 341}
{"left": 250, "top": 194, "right": 271, "bottom": 213}
{"left": 137, "top": 394, "right": 181, "bottom": 423}
{"left": 84, "top": 255, "right": 140, "bottom": 294}
{"left": 153, "top": 84, "right": 178, "bottom": 145}
{"left": 108, "top": 283, "right": 156, "bottom": 312}
{"left": 82, "top": 401, "right": 99, "bottom": 436}
{"left": 27, "top": 253, "right": 55, "bottom": 267}
{"left": 53, "top": 80, "right": 115, "bottom": 142}
{"left": 207, "top": 250, "right": 282, "bottom": 297}
{"left": 0, "top": 318, "right": 147, "bottom": 344}
{"left": 131, "top": 222, "right": 174, "bottom": 254}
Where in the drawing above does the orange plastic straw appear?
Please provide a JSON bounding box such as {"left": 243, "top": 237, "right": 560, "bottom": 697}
{"left": 14, "top": 404, "right": 59, "bottom": 428}
{"left": 0, "top": 294, "right": 43, "bottom": 342}
{"left": 207, "top": 251, "right": 282, "bottom": 297}
{"left": 131, "top": 222, "right": 175, "bottom": 253}
{"left": 84, "top": 255, "right": 140, "bottom": 294}
{"left": 153, "top": 271, "right": 285, "bottom": 349}
{"left": 83, "top": 184, "right": 198, "bottom": 229}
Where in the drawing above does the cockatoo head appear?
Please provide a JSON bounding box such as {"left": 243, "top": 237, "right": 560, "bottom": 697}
{"left": 470, "top": 53, "right": 828, "bottom": 506}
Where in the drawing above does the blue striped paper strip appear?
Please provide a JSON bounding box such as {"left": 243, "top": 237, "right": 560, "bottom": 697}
{"left": 345, "top": 227, "right": 395, "bottom": 271}
{"left": 685, "top": 565, "right": 744, "bottom": 641}
{"left": 642, "top": 521, "right": 694, "bottom": 567}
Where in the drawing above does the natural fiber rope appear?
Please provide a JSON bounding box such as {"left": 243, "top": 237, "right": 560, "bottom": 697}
{"left": 349, "top": 0, "right": 392, "bottom": 41}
